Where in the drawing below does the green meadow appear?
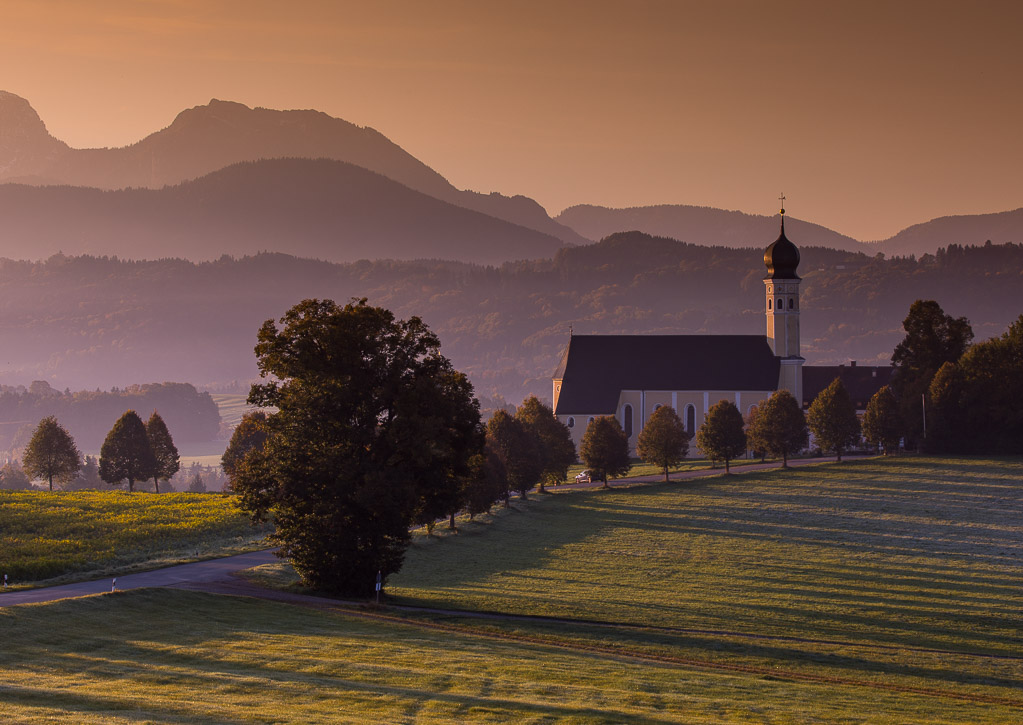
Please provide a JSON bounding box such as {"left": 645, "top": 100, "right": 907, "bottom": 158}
{"left": 1, "top": 457, "right": 1021, "bottom": 722}
{"left": 0, "top": 491, "right": 269, "bottom": 584}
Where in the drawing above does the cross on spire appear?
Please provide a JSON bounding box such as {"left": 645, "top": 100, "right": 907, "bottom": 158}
{"left": 779, "top": 193, "right": 786, "bottom": 216}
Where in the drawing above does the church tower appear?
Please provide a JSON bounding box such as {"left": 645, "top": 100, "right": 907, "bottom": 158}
{"left": 764, "top": 199, "right": 804, "bottom": 402}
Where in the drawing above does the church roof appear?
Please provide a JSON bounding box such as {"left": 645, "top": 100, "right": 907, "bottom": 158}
{"left": 803, "top": 364, "right": 893, "bottom": 410}
{"left": 554, "top": 335, "right": 781, "bottom": 415}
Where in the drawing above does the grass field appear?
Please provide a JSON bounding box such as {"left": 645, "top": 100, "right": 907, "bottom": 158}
{"left": 1, "top": 586, "right": 1017, "bottom": 724}
{"left": 211, "top": 393, "right": 254, "bottom": 429}
{"left": 0, "top": 491, "right": 269, "bottom": 584}
{"left": 386, "top": 456, "right": 1023, "bottom": 716}
{"left": 2, "top": 457, "right": 1021, "bottom": 722}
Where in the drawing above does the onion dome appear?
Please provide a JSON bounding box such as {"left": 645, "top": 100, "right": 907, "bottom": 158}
{"left": 764, "top": 216, "right": 800, "bottom": 280}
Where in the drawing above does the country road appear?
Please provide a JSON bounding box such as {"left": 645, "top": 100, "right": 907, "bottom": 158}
{"left": 0, "top": 549, "right": 280, "bottom": 607}
{"left": 0, "top": 455, "right": 840, "bottom": 608}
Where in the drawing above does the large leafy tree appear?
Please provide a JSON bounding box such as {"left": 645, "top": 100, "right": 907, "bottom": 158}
{"left": 954, "top": 315, "right": 1023, "bottom": 453}
{"left": 515, "top": 396, "right": 575, "bottom": 492}
{"left": 890, "top": 300, "right": 973, "bottom": 448}
{"left": 232, "top": 298, "right": 481, "bottom": 597}
{"left": 579, "top": 416, "right": 631, "bottom": 488}
{"left": 409, "top": 370, "right": 482, "bottom": 531}
{"left": 463, "top": 442, "right": 508, "bottom": 520}
{"left": 806, "top": 378, "right": 861, "bottom": 462}
{"left": 744, "top": 406, "right": 765, "bottom": 461}
{"left": 925, "top": 362, "right": 965, "bottom": 453}
{"left": 99, "top": 410, "right": 157, "bottom": 493}
{"left": 145, "top": 412, "right": 180, "bottom": 494}
{"left": 486, "top": 410, "right": 542, "bottom": 502}
{"left": 696, "top": 400, "right": 746, "bottom": 473}
{"left": 221, "top": 411, "right": 269, "bottom": 485}
{"left": 637, "top": 405, "right": 689, "bottom": 481}
{"left": 746, "top": 390, "right": 808, "bottom": 467}
{"left": 861, "top": 386, "right": 901, "bottom": 455}
{"left": 23, "top": 416, "right": 81, "bottom": 491}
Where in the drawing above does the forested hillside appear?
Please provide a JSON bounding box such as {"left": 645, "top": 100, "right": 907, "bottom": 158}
{"left": 0, "top": 382, "right": 220, "bottom": 453}
{"left": 1, "top": 236, "right": 1020, "bottom": 404}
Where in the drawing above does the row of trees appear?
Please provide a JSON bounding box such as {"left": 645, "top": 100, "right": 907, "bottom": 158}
{"left": 14, "top": 411, "right": 181, "bottom": 492}
{"left": 575, "top": 381, "right": 866, "bottom": 482}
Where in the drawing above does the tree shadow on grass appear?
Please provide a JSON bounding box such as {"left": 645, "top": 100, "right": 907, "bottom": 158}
{"left": 0, "top": 682, "right": 254, "bottom": 725}
{"left": 471, "top": 617, "right": 1023, "bottom": 695}
{"left": 10, "top": 590, "right": 683, "bottom": 725}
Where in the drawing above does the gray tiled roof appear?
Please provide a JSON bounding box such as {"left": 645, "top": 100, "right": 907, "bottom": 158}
{"left": 553, "top": 335, "right": 781, "bottom": 415}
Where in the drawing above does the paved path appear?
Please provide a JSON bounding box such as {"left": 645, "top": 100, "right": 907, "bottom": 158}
{"left": 555, "top": 455, "right": 837, "bottom": 490}
{"left": 0, "top": 455, "right": 844, "bottom": 608}
{"left": 0, "top": 549, "right": 279, "bottom": 607}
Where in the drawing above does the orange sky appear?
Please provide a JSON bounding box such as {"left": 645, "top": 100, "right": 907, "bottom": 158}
{"left": 2, "top": 0, "right": 1021, "bottom": 241}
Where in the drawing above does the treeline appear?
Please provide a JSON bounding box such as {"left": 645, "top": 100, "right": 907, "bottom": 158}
{"left": 853, "top": 299, "right": 1023, "bottom": 456}
{"left": 1, "top": 457, "right": 228, "bottom": 493}
{"left": 925, "top": 316, "right": 1023, "bottom": 454}
{"left": 0, "top": 381, "right": 220, "bottom": 453}
{"left": 2, "top": 237, "right": 1023, "bottom": 402}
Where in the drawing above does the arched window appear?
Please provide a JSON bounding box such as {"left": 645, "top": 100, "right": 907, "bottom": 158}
{"left": 768, "top": 298, "right": 772, "bottom": 310}
{"left": 747, "top": 404, "right": 758, "bottom": 417}
{"left": 623, "top": 404, "right": 633, "bottom": 437}
{"left": 588, "top": 417, "right": 595, "bottom": 425}
{"left": 567, "top": 416, "right": 575, "bottom": 428}
{"left": 777, "top": 297, "right": 783, "bottom": 309}
{"left": 789, "top": 298, "right": 794, "bottom": 309}
{"left": 685, "top": 404, "right": 696, "bottom": 434}
{"left": 653, "top": 403, "right": 662, "bottom": 412}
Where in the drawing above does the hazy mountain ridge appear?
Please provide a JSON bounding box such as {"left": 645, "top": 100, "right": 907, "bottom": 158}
{"left": 557, "top": 203, "right": 1023, "bottom": 258}
{"left": 557, "top": 204, "right": 868, "bottom": 252}
{"left": 0, "top": 92, "right": 586, "bottom": 246}
{"left": 5, "top": 91, "right": 1020, "bottom": 259}
{"left": 2, "top": 236, "right": 1020, "bottom": 404}
{"left": 0, "top": 158, "right": 566, "bottom": 264}
{"left": 878, "top": 208, "right": 1023, "bottom": 255}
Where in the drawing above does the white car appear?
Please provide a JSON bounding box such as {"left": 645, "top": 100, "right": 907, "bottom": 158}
{"left": 574, "top": 470, "right": 592, "bottom": 483}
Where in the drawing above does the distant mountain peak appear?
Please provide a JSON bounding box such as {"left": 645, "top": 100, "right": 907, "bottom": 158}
{"left": 0, "top": 93, "right": 586, "bottom": 245}
{"left": 0, "top": 90, "right": 67, "bottom": 178}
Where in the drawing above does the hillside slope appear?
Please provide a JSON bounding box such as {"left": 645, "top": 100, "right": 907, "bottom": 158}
{"left": 0, "top": 158, "right": 566, "bottom": 264}
{"left": 878, "top": 208, "right": 1023, "bottom": 256}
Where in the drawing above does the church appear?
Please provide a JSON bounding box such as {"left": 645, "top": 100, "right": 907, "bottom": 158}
{"left": 551, "top": 208, "right": 891, "bottom": 454}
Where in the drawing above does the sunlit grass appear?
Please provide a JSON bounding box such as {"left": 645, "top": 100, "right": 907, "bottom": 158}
{"left": 393, "top": 458, "right": 1023, "bottom": 648}
{"left": 381, "top": 457, "right": 1023, "bottom": 713}
{"left": 1, "top": 588, "right": 1018, "bottom": 724}
{"left": 4, "top": 457, "right": 1022, "bottom": 722}
{"left": 0, "top": 491, "right": 269, "bottom": 585}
